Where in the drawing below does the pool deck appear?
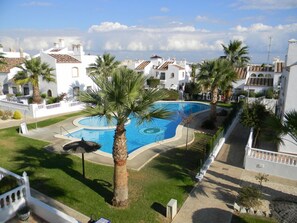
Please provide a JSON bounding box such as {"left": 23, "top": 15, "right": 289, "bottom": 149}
{"left": 15, "top": 110, "right": 211, "bottom": 171}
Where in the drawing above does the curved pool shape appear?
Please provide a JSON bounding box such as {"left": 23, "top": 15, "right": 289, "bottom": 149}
{"left": 67, "top": 102, "right": 209, "bottom": 154}
{"left": 79, "top": 116, "right": 117, "bottom": 128}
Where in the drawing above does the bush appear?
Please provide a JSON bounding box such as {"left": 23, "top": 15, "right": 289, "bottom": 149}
{"left": 147, "top": 78, "right": 160, "bottom": 88}
{"left": 201, "top": 119, "right": 216, "bottom": 130}
{"left": 238, "top": 186, "right": 262, "bottom": 208}
{"left": 46, "top": 97, "right": 57, "bottom": 104}
{"left": 162, "top": 89, "right": 179, "bottom": 101}
{"left": 41, "top": 93, "right": 47, "bottom": 99}
{"left": 265, "top": 88, "right": 274, "bottom": 99}
{"left": 13, "top": 110, "right": 22, "bottom": 119}
{"left": 0, "top": 175, "right": 19, "bottom": 195}
{"left": 0, "top": 110, "right": 3, "bottom": 117}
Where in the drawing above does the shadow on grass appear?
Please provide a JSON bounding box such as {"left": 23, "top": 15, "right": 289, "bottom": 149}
{"left": 12, "top": 145, "right": 113, "bottom": 204}
{"left": 151, "top": 202, "right": 166, "bottom": 217}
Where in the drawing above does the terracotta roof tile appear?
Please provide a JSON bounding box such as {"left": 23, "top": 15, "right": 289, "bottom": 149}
{"left": 49, "top": 54, "right": 81, "bottom": 63}
{"left": 135, "top": 61, "right": 150, "bottom": 70}
{"left": 157, "top": 61, "right": 173, "bottom": 70}
{"left": 0, "top": 58, "right": 25, "bottom": 73}
{"left": 235, "top": 67, "right": 247, "bottom": 79}
{"left": 249, "top": 65, "right": 273, "bottom": 72}
{"left": 247, "top": 78, "right": 273, "bottom": 87}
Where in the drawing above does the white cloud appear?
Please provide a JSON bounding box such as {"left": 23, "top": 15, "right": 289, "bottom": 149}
{"left": 234, "top": 0, "right": 297, "bottom": 10}
{"left": 88, "top": 22, "right": 128, "bottom": 33}
{"left": 195, "top": 15, "right": 208, "bottom": 22}
{"left": 160, "top": 7, "right": 169, "bottom": 13}
{"left": 104, "top": 41, "right": 123, "bottom": 50}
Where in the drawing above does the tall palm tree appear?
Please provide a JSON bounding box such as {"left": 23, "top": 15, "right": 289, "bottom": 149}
{"left": 88, "top": 53, "right": 120, "bottom": 77}
{"left": 264, "top": 110, "right": 297, "bottom": 145}
{"left": 80, "top": 66, "right": 171, "bottom": 207}
{"left": 14, "top": 57, "right": 55, "bottom": 104}
{"left": 222, "top": 40, "right": 250, "bottom": 67}
{"left": 190, "top": 63, "right": 198, "bottom": 83}
{"left": 197, "top": 58, "right": 237, "bottom": 121}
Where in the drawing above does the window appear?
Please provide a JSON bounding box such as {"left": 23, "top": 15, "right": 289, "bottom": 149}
{"left": 12, "top": 87, "right": 17, "bottom": 94}
{"left": 265, "top": 74, "right": 272, "bottom": 78}
{"left": 47, "top": 90, "right": 52, "bottom": 97}
{"left": 155, "top": 72, "right": 159, "bottom": 78}
{"left": 160, "top": 72, "right": 165, "bottom": 80}
{"left": 251, "top": 73, "right": 256, "bottom": 77}
{"left": 171, "top": 73, "right": 174, "bottom": 78}
{"left": 23, "top": 87, "right": 29, "bottom": 95}
{"left": 87, "top": 86, "right": 92, "bottom": 93}
{"left": 73, "top": 86, "right": 80, "bottom": 96}
{"left": 258, "top": 73, "right": 264, "bottom": 78}
{"left": 72, "top": 67, "right": 79, "bottom": 78}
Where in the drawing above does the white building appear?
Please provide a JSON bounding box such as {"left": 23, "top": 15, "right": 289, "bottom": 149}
{"left": 39, "top": 39, "right": 97, "bottom": 98}
{"left": 0, "top": 46, "right": 30, "bottom": 95}
{"left": 125, "top": 55, "right": 191, "bottom": 90}
{"left": 233, "top": 60, "right": 284, "bottom": 96}
{"left": 277, "top": 39, "right": 297, "bottom": 154}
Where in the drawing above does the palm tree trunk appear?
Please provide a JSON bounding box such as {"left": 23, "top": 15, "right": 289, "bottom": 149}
{"left": 112, "top": 124, "right": 128, "bottom": 207}
{"left": 253, "top": 128, "right": 260, "bottom": 147}
{"left": 32, "top": 84, "right": 42, "bottom": 104}
{"left": 210, "top": 87, "right": 218, "bottom": 121}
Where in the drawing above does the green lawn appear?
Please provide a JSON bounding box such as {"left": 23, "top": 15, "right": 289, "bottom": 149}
{"left": 0, "top": 115, "right": 211, "bottom": 223}
{"left": 232, "top": 214, "right": 277, "bottom": 223}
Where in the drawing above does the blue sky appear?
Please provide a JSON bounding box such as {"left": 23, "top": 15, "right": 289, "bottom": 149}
{"left": 1, "top": 0, "right": 297, "bottom": 63}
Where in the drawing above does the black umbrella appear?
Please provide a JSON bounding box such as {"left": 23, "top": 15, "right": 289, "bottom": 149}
{"left": 63, "top": 138, "right": 101, "bottom": 178}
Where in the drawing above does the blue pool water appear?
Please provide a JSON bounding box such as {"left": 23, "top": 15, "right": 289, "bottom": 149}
{"left": 68, "top": 102, "right": 209, "bottom": 154}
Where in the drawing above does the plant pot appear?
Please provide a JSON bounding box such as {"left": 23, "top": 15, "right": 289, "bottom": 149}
{"left": 17, "top": 206, "right": 31, "bottom": 221}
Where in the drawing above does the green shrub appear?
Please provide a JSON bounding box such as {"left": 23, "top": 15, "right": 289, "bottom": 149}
{"left": 13, "top": 110, "right": 22, "bottom": 119}
{"left": 0, "top": 110, "right": 3, "bottom": 117}
{"left": 238, "top": 186, "right": 262, "bottom": 208}
{"left": 265, "top": 88, "right": 274, "bottom": 99}
{"left": 255, "top": 91, "right": 264, "bottom": 98}
{"left": 162, "top": 89, "right": 179, "bottom": 101}
{"left": 201, "top": 119, "right": 216, "bottom": 130}
{"left": 147, "top": 78, "right": 160, "bottom": 88}
{"left": 46, "top": 97, "right": 57, "bottom": 104}
{"left": 41, "top": 93, "right": 47, "bottom": 99}
{"left": 28, "top": 97, "right": 33, "bottom": 104}
{"left": 0, "top": 175, "right": 19, "bottom": 195}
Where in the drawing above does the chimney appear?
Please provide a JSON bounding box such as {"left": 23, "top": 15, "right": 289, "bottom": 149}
{"left": 59, "top": 39, "right": 65, "bottom": 48}
{"left": 54, "top": 42, "right": 59, "bottom": 48}
{"left": 19, "top": 48, "right": 24, "bottom": 58}
{"left": 0, "top": 44, "right": 3, "bottom": 53}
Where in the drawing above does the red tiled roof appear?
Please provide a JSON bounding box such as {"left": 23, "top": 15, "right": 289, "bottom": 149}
{"left": 249, "top": 65, "right": 273, "bottom": 72}
{"left": 135, "top": 61, "right": 150, "bottom": 70}
{"left": 235, "top": 67, "right": 247, "bottom": 79}
{"left": 247, "top": 78, "right": 273, "bottom": 87}
{"left": 48, "top": 54, "right": 81, "bottom": 63}
{"left": 275, "top": 62, "right": 284, "bottom": 73}
{"left": 0, "top": 58, "right": 25, "bottom": 73}
{"left": 157, "top": 61, "right": 173, "bottom": 70}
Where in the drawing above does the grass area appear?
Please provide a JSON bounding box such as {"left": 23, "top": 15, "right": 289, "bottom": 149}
{"left": 231, "top": 214, "right": 277, "bottom": 223}
{"left": 0, "top": 117, "right": 211, "bottom": 223}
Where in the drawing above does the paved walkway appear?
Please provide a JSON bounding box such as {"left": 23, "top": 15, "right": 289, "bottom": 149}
{"left": 172, "top": 122, "right": 250, "bottom": 223}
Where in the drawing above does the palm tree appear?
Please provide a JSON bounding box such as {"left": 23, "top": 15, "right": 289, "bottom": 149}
{"left": 240, "top": 101, "right": 271, "bottom": 147}
{"left": 88, "top": 53, "right": 120, "bottom": 77}
{"left": 264, "top": 110, "right": 297, "bottom": 145}
{"left": 80, "top": 66, "right": 171, "bottom": 207}
{"left": 197, "top": 58, "right": 237, "bottom": 120}
{"left": 222, "top": 40, "right": 250, "bottom": 67}
{"left": 14, "top": 57, "right": 55, "bottom": 104}
{"left": 190, "top": 63, "right": 198, "bottom": 83}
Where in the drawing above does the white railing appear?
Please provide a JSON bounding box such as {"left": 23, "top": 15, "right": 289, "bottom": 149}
{"left": 247, "top": 148, "right": 297, "bottom": 166}
{"left": 0, "top": 167, "right": 81, "bottom": 223}
{"left": 244, "top": 128, "right": 297, "bottom": 180}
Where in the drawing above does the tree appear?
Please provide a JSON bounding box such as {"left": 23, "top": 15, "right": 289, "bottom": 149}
{"left": 222, "top": 39, "right": 250, "bottom": 67}
{"left": 197, "top": 58, "right": 237, "bottom": 121}
{"left": 14, "top": 57, "right": 55, "bottom": 104}
{"left": 264, "top": 110, "right": 297, "bottom": 145}
{"left": 190, "top": 63, "right": 198, "bottom": 83}
{"left": 80, "top": 66, "right": 171, "bottom": 207}
{"left": 240, "top": 101, "right": 271, "bottom": 147}
{"left": 88, "top": 53, "right": 120, "bottom": 77}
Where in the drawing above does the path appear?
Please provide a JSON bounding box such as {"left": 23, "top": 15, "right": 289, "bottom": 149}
{"left": 172, "top": 122, "right": 250, "bottom": 223}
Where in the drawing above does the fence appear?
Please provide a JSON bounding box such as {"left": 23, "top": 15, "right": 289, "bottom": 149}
{"left": 0, "top": 167, "right": 80, "bottom": 223}
{"left": 244, "top": 129, "right": 297, "bottom": 180}
{"left": 0, "top": 100, "right": 85, "bottom": 118}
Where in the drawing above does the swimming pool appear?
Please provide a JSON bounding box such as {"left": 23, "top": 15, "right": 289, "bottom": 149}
{"left": 67, "top": 102, "right": 209, "bottom": 155}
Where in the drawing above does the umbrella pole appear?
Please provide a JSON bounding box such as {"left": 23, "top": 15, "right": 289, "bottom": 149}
{"left": 82, "top": 153, "right": 85, "bottom": 178}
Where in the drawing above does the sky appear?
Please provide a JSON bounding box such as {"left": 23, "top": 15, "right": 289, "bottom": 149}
{"left": 0, "top": 0, "right": 297, "bottom": 63}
